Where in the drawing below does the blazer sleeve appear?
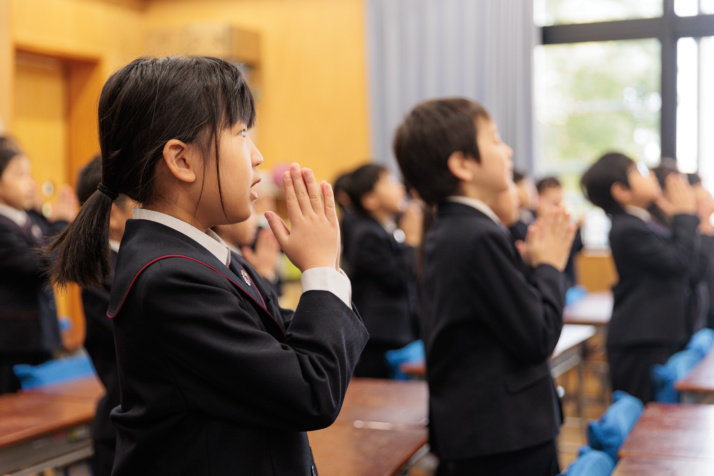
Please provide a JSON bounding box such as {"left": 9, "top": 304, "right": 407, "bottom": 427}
{"left": 0, "top": 226, "right": 44, "bottom": 280}
{"left": 612, "top": 214, "right": 699, "bottom": 276}
{"left": 350, "top": 230, "right": 415, "bottom": 292}
{"left": 140, "top": 260, "right": 369, "bottom": 432}
{"left": 468, "top": 231, "right": 565, "bottom": 364}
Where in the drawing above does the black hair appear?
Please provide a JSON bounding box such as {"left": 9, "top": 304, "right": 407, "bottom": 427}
{"left": 345, "top": 163, "right": 388, "bottom": 215}
{"left": 393, "top": 98, "right": 491, "bottom": 206}
{"left": 0, "top": 136, "right": 22, "bottom": 177}
{"left": 76, "top": 155, "right": 102, "bottom": 206}
{"left": 513, "top": 170, "right": 526, "bottom": 184}
{"left": 580, "top": 152, "right": 635, "bottom": 215}
{"left": 536, "top": 176, "right": 562, "bottom": 194}
{"left": 332, "top": 171, "right": 353, "bottom": 211}
{"left": 48, "top": 56, "right": 256, "bottom": 287}
{"left": 650, "top": 160, "right": 679, "bottom": 190}
{"left": 687, "top": 172, "right": 702, "bottom": 187}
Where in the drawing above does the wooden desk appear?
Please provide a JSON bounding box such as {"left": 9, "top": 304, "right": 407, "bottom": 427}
{"left": 613, "top": 456, "right": 714, "bottom": 476}
{"left": 675, "top": 349, "right": 714, "bottom": 404}
{"left": 309, "top": 422, "right": 428, "bottom": 476}
{"left": 619, "top": 403, "right": 714, "bottom": 460}
{"left": 0, "top": 392, "right": 96, "bottom": 476}
{"left": 563, "top": 291, "right": 612, "bottom": 329}
{"left": 337, "top": 378, "right": 427, "bottom": 427}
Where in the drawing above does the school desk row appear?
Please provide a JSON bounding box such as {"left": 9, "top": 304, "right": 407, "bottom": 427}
{"left": 0, "top": 323, "right": 601, "bottom": 476}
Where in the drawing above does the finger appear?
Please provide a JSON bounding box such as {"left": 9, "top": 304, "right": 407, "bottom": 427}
{"left": 265, "top": 211, "right": 290, "bottom": 249}
{"left": 282, "top": 170, "right": 301, "bottom": 222}
{"left": 302, "top": 168, "right": 323, "bottom": 215}
{"left": 241, "top": 246, "right": 256, "bottom": 261}
{"left": 290, "top": 163, "right": 312, "bottom": 216}
{"left": 322, "top": 181, "right": 338, "bottom": 226}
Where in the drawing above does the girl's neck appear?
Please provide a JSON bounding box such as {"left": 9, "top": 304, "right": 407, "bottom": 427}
{"left": 144, "top": 201, "right": 209, "bottom": 232}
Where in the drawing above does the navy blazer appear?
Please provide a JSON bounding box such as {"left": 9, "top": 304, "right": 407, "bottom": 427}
{"left": 422, "top": 202, "right": 565, "bottom": 459}
{"left": 108, "top": 219, "right": 368, "bottom": 476}
{"left": 608, "top": 212, "right": 699, "bottom": 348}
{"left": 344, "top": 214, "right": 418, "bottom": 346}
{"left": 0, "top": 214, "right": 62, "bottom": 355}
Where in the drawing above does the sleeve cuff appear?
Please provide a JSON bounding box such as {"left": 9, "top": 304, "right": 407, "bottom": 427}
{"left": 300, "top": 267, "right": 352, "bottom": 307}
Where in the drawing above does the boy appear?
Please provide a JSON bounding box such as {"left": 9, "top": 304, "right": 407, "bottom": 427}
{"left": 687, "top": 173, "right": 714, "bottom": 329}
{"left": 343, "top": 163, "right": 422, "bottom": 378}
{"left": 509, "top": 169, "right": 537, "bottom": 242}
{"left": 581, "top": 152, "right": 698, "bottom": 403}
{"left": 394, "top": 98, "right": 575, "bottom": 476}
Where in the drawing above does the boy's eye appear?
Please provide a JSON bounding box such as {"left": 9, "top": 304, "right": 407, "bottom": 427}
{"left": 239, "top": 129, "right": 247, "bottom": 138}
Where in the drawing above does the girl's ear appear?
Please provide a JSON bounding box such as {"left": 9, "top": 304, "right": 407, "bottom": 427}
{"left": 446, "top": 151, "right": 474, "bottom": 182}
{"left": 162, "top": 139, "right": 198, "bottom": 184}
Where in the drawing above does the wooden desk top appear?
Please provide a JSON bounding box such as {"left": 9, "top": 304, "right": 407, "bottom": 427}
{"left": 619, "top": 403, "right": 714, "bottom": 460}
{"left": 0, "top": 392, "right": 95, "bottom": 447}
{"left": 613, "top": 456, "right": 714, "bottom": 476}
{"left": 675, "top": 348, "right": 714, "bottom": 394}
{"left": 309, "top": 422, "right": 427, "bottom": 476}
{"left": 338, "top": 378, "right": 428, "bottom": 427}
{"left": 552, "top": 324, "right": 596, "bottom": 360}
{"left": 563, "top": 291, "right": 613, "bottom": 326}
{"left": 27, "top": 375, "right": 105, "bottom": 401}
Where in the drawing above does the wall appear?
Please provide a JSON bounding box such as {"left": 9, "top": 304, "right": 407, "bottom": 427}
{"left": 143, "top": 0, "right": 370, "bottom": 183}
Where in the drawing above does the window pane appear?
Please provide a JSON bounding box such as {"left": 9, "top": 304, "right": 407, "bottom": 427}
{"left": 700, "top": 37, "right": 714, "bottom": 191}
{"left": 704, "top": 0, "right": 714, "bottom": 16}
{"left": 675, "top": 0, "right": 699, "bottom": 17}
{"left": 535, "top": 0, "right": 662, "bottom": 26}
{"left": 676, "top": 38, "right": 698, "bottom": 172}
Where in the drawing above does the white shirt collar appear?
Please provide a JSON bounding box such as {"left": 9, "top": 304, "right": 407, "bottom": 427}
{"left": 0, "top": 204, "right": 28, "bottom": 228}
{"left": 446, "top": 196, "right": 502, "bottom": 225}
{"left": 109, "top": 240, "right": 121, "bottom": 253}
{"left": 624, "top": 205, "right": 651, "bottom": 222}
{"left": 132, "top": 208, "right": 231, "bottom": 266}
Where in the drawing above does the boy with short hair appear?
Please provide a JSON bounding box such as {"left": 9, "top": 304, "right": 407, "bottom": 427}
{"left": 394, "top": 98, "right": 575, "bottom": 476}
{"left": 581, "top": 152, "right": 699, "bottom": 403}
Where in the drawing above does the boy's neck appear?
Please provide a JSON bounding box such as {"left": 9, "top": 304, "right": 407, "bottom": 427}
{"left": 455, "top": 186, "right": 499, "bottom": 205}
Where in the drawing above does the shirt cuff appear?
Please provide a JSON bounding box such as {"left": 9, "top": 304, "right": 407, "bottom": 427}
{"left": 301, "top": 267, "right": 352, "bottom": 307}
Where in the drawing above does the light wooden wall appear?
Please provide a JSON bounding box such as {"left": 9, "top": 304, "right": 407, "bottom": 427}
{"left": 0, "top": 0, "right": 12, "bottom": 131}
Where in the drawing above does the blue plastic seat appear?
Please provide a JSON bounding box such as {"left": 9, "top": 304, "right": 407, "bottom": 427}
{"left": 562, "top": 445, "right": 615, "bottom": 476}
{"left": 686, "top": 328, "right": 714, "bottom": 359}
{"left": 651, "top": 348, "right": 702, "bottom": 403}
{"left": 587, "top": 390, "right": 644, "bottom": 461}
{"left": 13, "top": 353, "right": 96, "bottom": 390}
{"left": 384, "top": 340, "right": 424, "bottom": 380}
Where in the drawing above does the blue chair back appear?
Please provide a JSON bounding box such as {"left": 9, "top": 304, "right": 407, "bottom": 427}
{"left": 587, "top": 390, "right": 644, "bottom": 461}
{"left": 384, "top": 340, "right": 424, "bottom": 380}
{"left": 13, "top": 353, "right": 96, "bottom": 390}
{"left": 686, "top": 328, "right": 714, "bottom": 359}
{"left": 651, "top": 348, "right": 702, "bottom": 402}
{"left": 563, "top": 446, "right": 615, "bottom": 476}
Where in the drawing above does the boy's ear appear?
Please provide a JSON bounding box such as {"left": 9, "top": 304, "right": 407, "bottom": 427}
{"left": 446, "top": 151, "right": 474, "bottom": 182}
{"left": 611, "top": 182, "right": 631, "bottom": 206}
{"left": 162, "top": 139, "right": 198, "bottom": 184}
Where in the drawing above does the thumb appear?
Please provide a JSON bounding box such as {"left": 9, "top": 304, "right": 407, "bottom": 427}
{"left": 265, "top": 211, "right": 290, "bottom": 248}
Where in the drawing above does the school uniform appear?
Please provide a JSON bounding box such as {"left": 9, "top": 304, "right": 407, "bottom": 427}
{"left": 108, "top": 210, "right": 368, "bottom": 476}
{"left": 423, "top": 199, "right": 565, "bottom": 476}
{"left": 344, "top": 213, "right": 419, "bottom": 378}
{"left": 607, "top": 208, "right": 699, "bottom": 403}
{"left": 0, "top": 205, "right": 63, "bottom": 394}
{"left": 80, "top": 241, "right": 120, "bottom": 476}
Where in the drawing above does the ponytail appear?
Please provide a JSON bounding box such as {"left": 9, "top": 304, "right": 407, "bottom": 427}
{"left": 46, "top": 189, "right": 114, "bottom": 288}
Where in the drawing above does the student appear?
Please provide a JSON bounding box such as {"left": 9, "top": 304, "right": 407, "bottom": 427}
{"left": 687, "top": 173, "right": 714, "bottom": 329}
{"left": 75, "top": 155, "right": 135, "bottom": 476}
{"left": 0, "top": 140, "right": 74, "bottom": 394}
{"left": 508, "top": 169, "right": 537, "bottom": 242}
{"left": 343, "top": 163, "right": 421, "bottom": 378}
{"left": 536, "top": 176, "right": 584, "bottom": 288}
{"left": 47, "top": 56, "right": 368, "bottom": 475}
{"left": 394, "top": 98, "right": 575, "bottom": 476}
{"left": 581, "top": 152, "right": 698, "bottom": 403}
{"left": 333, "top": 171, "right": 356, "bottom": 274}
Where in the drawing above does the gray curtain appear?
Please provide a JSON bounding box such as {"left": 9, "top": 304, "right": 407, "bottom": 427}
{"left": 366, "top": 0, "right": 537, "bottom": 174}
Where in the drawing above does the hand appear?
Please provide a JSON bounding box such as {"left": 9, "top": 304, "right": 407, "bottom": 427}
{"left": 527, "top": 207, "right": 576, "bottom": 271}
{"left": 265, "top": 163, "right": 341, "bottom": 272}
{"left": 664, "top": 174, "right": 697, "bottom": 216}
{"left": 242, "top": 228, "right": 281, "bottom": 281}
{"left": 398, "top": 201, "right": 424, "bottom": 247}
{"left": 49, "top": 185, "right": 78, "bottom": 223}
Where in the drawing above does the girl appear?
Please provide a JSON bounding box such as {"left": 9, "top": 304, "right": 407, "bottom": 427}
{"left": 48, "top": 56, "right": 368, "bottom": 475}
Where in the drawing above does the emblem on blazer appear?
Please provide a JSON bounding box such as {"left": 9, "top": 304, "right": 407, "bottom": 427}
{"left": 240, "top": 269, "right": 252, "bottom": 286}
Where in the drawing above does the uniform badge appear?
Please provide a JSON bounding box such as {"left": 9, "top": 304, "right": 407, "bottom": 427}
{"left": 240, "top": 269, "right": 252, "bottom": 286}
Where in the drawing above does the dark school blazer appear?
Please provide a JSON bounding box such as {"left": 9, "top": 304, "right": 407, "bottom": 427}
{"left": 344, "top": 214, "right": 418, "bottom": 346}
{"left": 607, "top": 212, "right": 699, "bottom": 348}
{"left": 422, "top": 202, "right": 565, "bottom": 460}
{"left": 108, "top": 219, "right": 368, "bottom": 476}
{"left": 0, "top": 214, "right": 62, "bottom": 355}
{"left": 80, "top": 249, "right": 119, "bottom": 471}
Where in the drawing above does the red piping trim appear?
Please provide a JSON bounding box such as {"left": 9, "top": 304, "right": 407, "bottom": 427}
{"left": 106, "top": 254, "right": 285, "bottom": 341}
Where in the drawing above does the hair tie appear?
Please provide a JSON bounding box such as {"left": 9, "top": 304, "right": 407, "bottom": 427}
{"left": 97, "top": 183, "right": 118, "bottom": 201}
